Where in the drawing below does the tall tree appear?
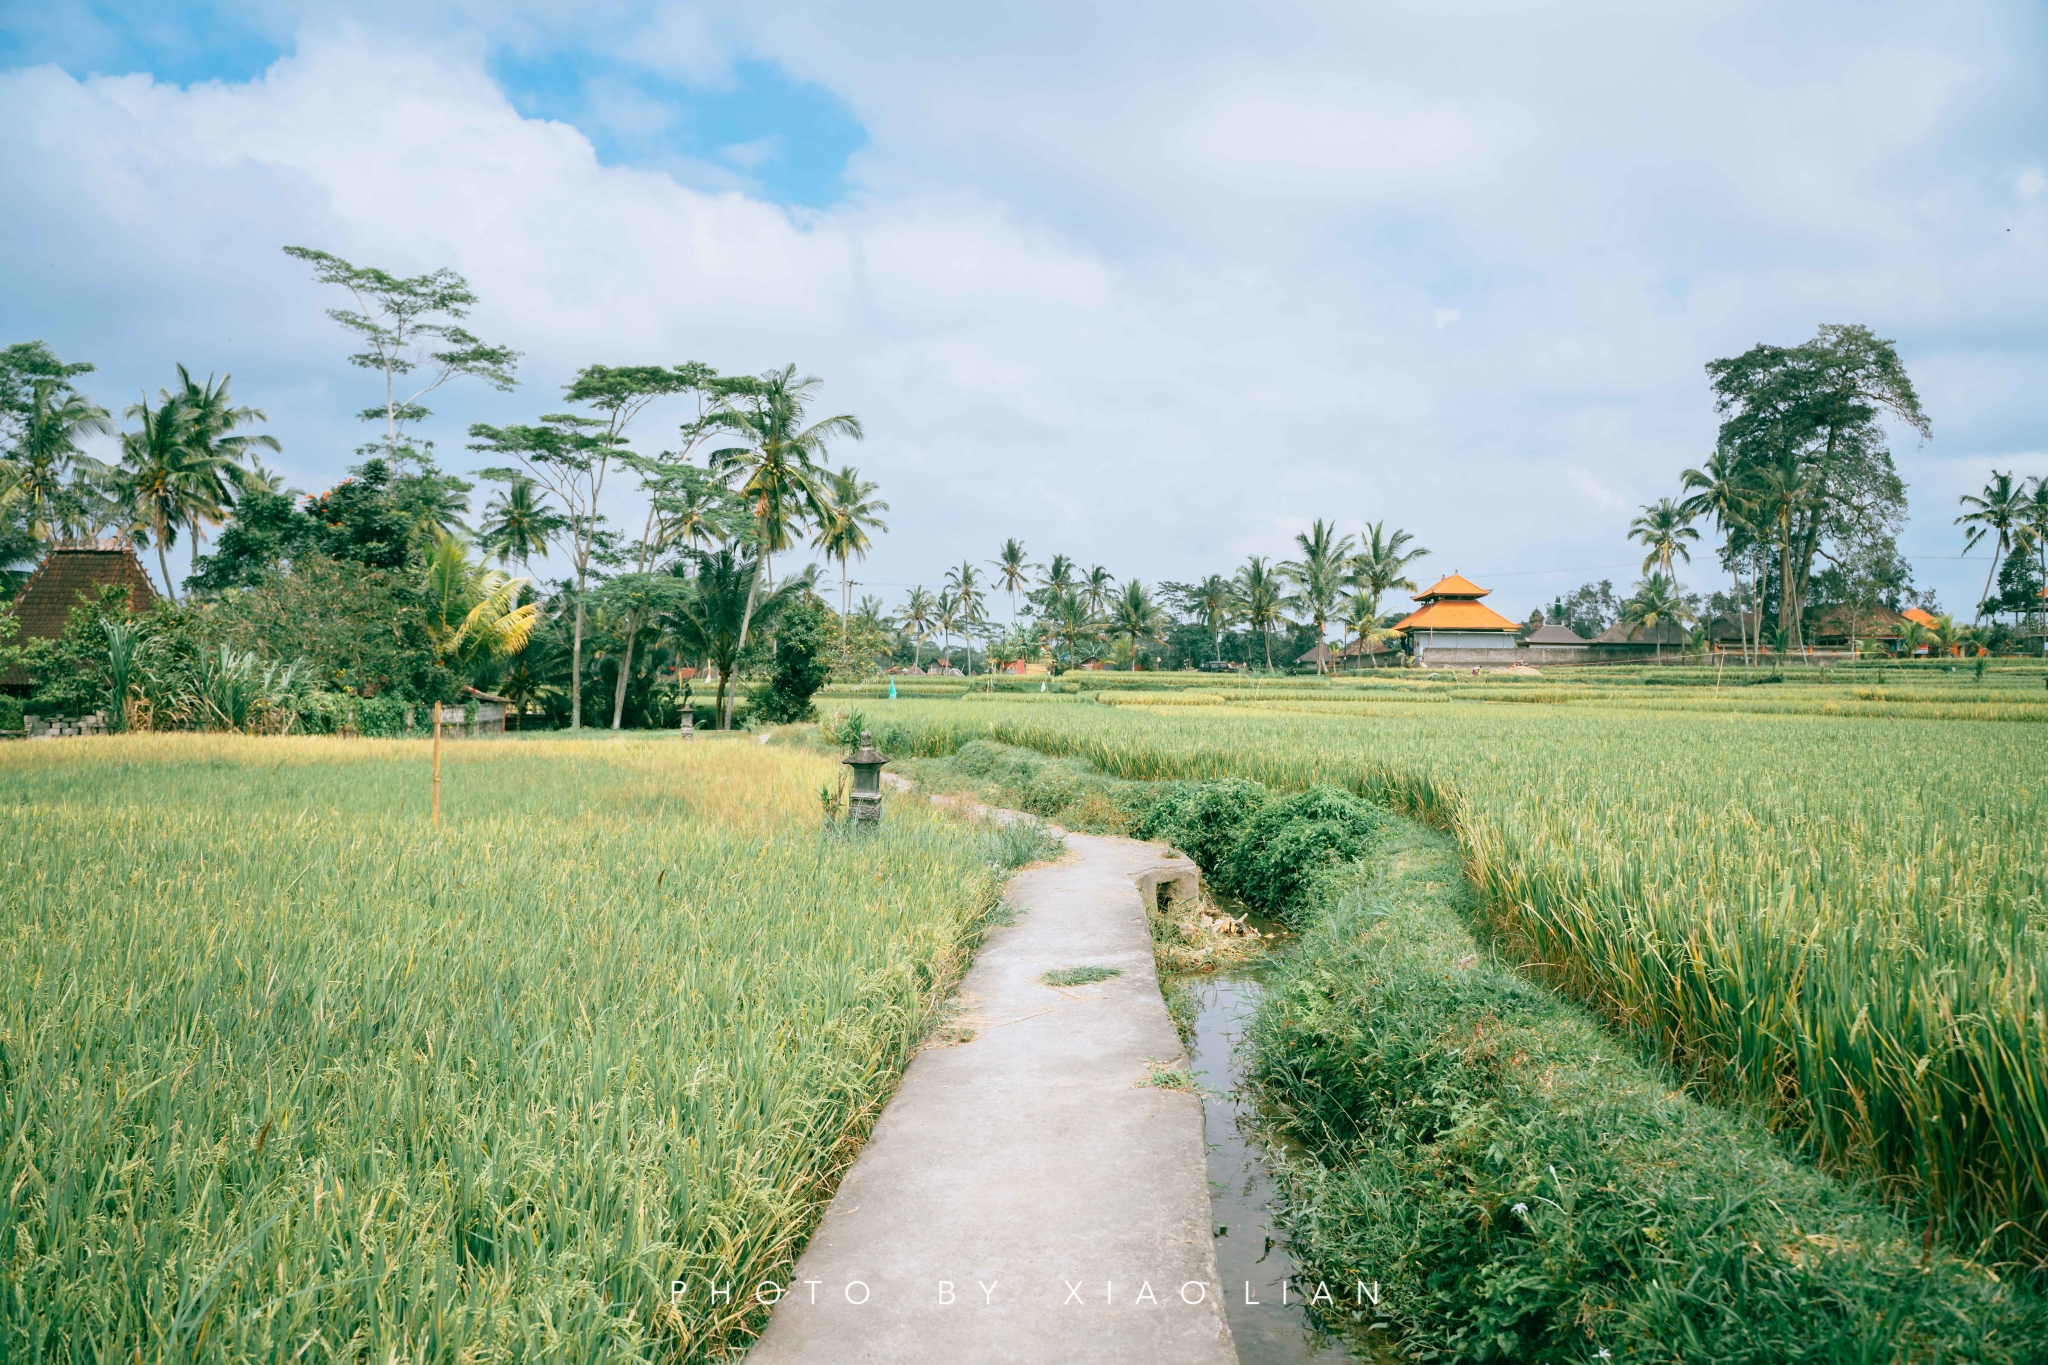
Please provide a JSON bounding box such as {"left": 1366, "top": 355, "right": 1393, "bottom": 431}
{"left": 1281, "top": 519, "right": 1355, "bottom": 673}
{"left": 1956, "top": 471, "right": 2027, "bottom": 626}
{"left": 115, "top": 392, "right": 199, "bottom": 601}
{"left": 814, "top": 466, "right": 890, "bottom": 631}
{"left": 1111, "top": 578, "right": 1165, "bottom": 668}
{"left": 1680, "top": 446, "right": 1761, "bottom": 663}
{"left": 469, "top": 415, "right": 615, "bottom": 730}
{"left": 899, "top": 585, "right": 937, "bottom": 669}
{"left": 668, "top": 546, "right": 810, "bottom": 729}
{"left": 1705, "top": 324, "right": 1927, "bottom": 649}
{"left": 167, "top": 365, "right": 279, "bottom": 578}
{"left": 420, "top": 534, "right": 541, "bottom": 682}
{"left": 993, "top": 537, "right": 1032, "bottom": 625}
{"left": 934, "top": 589, "right": 961, "bottom": 669}
{"left": 1, "top": 377, "right": 114, "bottom": 544}
{"left": 1235, "top": 555, "right": 1285, "bottom": 670}
{"left": 478, "top": 475, "right": 560, "bottom": 571}
{"left": 1350, "top": 521, "right": 1430, "bottom": 621}
{"left": 705, "top": 366, "right": 861, "bottom": 721}
{"left": 283, "top": 247, "right": 520, "bottom": 458}
{"left": 1188, "top": 574, "right": 1236, "bottom": 662}
{"left": 1081, "top": 565, "right": 1115, "bottom": 621}
{"left": 1628, "top": 497, "right": 1698, "bottom": 581}
{"left": 945, "top": 560, "right": 986, "bottom": 667}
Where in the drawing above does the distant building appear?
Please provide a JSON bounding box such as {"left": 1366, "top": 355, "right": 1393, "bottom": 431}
{"left": 1592, "top": 618, "right": 1688, "bottom": 658}
{"left": 1519, "top": 621, "right": 1591, "bottom": 665}
{"left": 1902, "top": 607, "right": 1942, "bottom": 630}
{"left": 2, "top": 541, "right": 159, "bottom": 691}
{"left": 1394, "top": 573, "right": 1519, "bottom": 665}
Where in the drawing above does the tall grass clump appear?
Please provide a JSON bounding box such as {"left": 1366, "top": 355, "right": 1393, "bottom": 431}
{"left": 868, "top": 696, "right": 2048, "bottom": 1273}
{"left": 1, "top": 733, "right": 1026, "bottom": 1362}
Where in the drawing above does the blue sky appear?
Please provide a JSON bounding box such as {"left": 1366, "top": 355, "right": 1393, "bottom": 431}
{"left": 3, "top": 1, "right": 2044, "bottom": 619}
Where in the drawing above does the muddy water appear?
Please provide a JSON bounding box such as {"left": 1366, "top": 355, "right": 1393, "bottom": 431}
{"left": 1185, "top": 968, "right": 1347, "bottom": 1363}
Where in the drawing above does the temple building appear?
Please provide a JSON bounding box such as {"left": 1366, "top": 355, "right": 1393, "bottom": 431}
{"left": 1394, "top": 573, "right": 1519, "bottom": 665}
{"left": 2, "top": 541, "right": 159, "bottom": 692}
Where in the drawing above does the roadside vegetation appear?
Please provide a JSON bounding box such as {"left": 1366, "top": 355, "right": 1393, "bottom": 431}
{"left": 0, "top": 733, "right": 1041, "bottom": 1362}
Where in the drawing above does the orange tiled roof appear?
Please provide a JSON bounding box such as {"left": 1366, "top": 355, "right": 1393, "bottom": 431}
{"left": 1414, "top": 572, "right": 1490, "bottom": 601}
{"left": 1901, "top": 607, "right": 1941, "bottom": 629}
{"left": 1394, "top": 598, "right": 1518, "bottom": 633}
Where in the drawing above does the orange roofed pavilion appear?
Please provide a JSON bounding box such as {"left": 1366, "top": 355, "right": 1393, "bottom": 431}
{"left": 1394, "top": 573, "right": 1519, "bottom": 662}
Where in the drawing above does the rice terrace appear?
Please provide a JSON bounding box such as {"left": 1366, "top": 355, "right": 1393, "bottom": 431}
{"left": 7, "top": 5, "right": 2048, "bottom": 1363}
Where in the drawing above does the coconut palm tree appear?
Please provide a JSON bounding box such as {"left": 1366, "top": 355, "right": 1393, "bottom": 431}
{"left": 1628, "top": 497, "right": 1699, "bottom": 584}
{"left": 1111, "top": 579, "right": 1166, "bottom": 668}
{"left": 670, "top": 546, "right": 813, "bottom": 728}
{"left": 935, "top": 589, "right": 961, "bottom": 670}
{"left": 479, "top": 474, "right": 560, "bottom": 571}
{"left": 1235, "top": 555, "right": 1285, "bottom": 670}
{"left": 1040, "top": 553, "right": 1076, "bottom": 599}
{"left": 1, "top": 377, "right": 115, "bottom": 544}
{"left": 813, "top": 465, "right": 890, "bottom": 630}
{"left": 170, "top": 365, "right": 279, "bottom": 572}
{"left": 1281, "top": 519, "right": 1355, "bottom": 673}
{"left": 899, "top": 585, "right": 937, "bottom": 669}
{"left": 1351, "top": 521, "right": 1430, "bottom": 621}
{"left": 1680, "top": 446, "right": 1761, "bottom": 663}
{"left": 993, "top": 537, "right": 1033, "bottom": 625}
{"left": 706, "top": 365, "right": 862, "bottom": 593}
{"left": 1621, "top": 572, "right": 1690, "bottom": 662}
{"left": 1957, "top": 471, "right": 2026, "bottom": 626}
{"left": 1189, "top": 573, "right": 1236, "bottom": 663}
{"left": 1081, "top": 565, "right": 1114, "bottom": 621}
{"left": 115, "top": 392, "right": 198, "bottom": 601}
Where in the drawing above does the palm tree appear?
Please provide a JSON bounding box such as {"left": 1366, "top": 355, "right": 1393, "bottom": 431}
{"left": 669, "top": 546, "right": 812, "bottom": 728}
{"left": 1190, "top": 573, "right": 1235, "bottom": 663}
{"left": 899, "top": 586, "right": 937, "bottom": 669}
{"left": 1680, "top": 446, "right": 1760, "bottom": 664}
{"left": 1282, "top": 519, "right": 1355, "bottom": 673}
{"left": 935, "top": 590, "right": 961, "bottom": 670}
{"left": 1081, "top": 565, "right": 1114, "bottom": 620}
{"left": 707, "top": 365, "right": 862, "bottom": 593}
{"left": 993, "top": 537, "right": 1032, "bottom": 625}
{"left": 1628, "top": 497, "right": 1699, "bottom": 583}
{"left": 1, "top": 377, "right": 115, "bottom": 544}
{"left": 1351, "top": 521, "right": 1430, "bottom": 621}
{"left": 813, "top": 465, "right": 890, "bottom": 630}
{"left": 232, "top": 457, "right": 296, "bottom": 499}
{"left": 421, "top": 533, "right": 541, "bottom": 679}
{"left": 479, "top": 474, "right": 559, "bottom": 571}
{"left": 170, "top": 365, "right": 279, "bottom": 574}
{"left": 1957, "top": 471, "right": 2026, "bottom": 626}
{"left": 1235, "top": 555, "right": 1285, "bottom": 670}
{"left": 1621, "top": 572, "right": 1689, "bottom": 662}
{"left": 2026, "top": 476, "right": 2048, "bottom": 627}
{"left": 945, "top": 562, "right": 986, "bottom": 674}
{"left": 115, "top": 392, "right": 198, "bottom": 601}
{"left": 1111, "top": 579, "right": 1165, "bottom": 668}
{"left": 1751, "top": 449, "right": 1825, "bottom": 649}
{"left": 1040, "top": 553, "right": 1076, "bottom": 599}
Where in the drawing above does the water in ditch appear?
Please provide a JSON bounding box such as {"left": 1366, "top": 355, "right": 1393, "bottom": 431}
{"left": 1184, "top": 966, "right": 1353, "bottom": 1363}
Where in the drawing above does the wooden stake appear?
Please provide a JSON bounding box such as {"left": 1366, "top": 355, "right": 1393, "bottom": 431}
{"left": 432, "top": 702, "right": 442, "bottom": 826}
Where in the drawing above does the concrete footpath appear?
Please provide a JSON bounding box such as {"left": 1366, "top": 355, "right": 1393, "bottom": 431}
{"left": 746, "top": 828, "right": 1236, "bottom": 1365}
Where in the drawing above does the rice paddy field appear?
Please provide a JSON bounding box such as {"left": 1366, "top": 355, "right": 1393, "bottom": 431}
{"left": 840, "top": 662, "right": 2048, "bottom": 1275}
{"left": 1, "top": 733, "right": 1032, "bottom": 1363}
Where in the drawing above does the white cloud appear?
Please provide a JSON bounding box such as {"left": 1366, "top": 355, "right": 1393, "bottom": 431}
{"left": 3, "top": 4, "right": 2046, "bottom": 619}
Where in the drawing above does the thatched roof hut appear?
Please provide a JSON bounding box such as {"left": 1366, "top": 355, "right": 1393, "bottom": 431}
{"left": 2, "top": 542, "right": 159, "bottom": 689}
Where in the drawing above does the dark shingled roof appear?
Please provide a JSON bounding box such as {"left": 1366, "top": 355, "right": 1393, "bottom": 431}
{"left": 2, "top": 544, "right": 159, "bottom": 687}
{"left": 1592, "top": 617, "right": 1688, "bottom": 646}
{"left": 1522, "top": 622, "right": 1590, "bottom": 645}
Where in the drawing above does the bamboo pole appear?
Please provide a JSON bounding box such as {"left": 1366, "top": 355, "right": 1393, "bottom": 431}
{"left": 432, "top": 702, "right": 442, "bottom": 826}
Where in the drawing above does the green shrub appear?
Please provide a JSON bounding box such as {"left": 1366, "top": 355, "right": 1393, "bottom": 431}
{"left": 1132, "top": 778, "right": 1268, "bottom": 872}
{"left": 1249, "top": 821, "right": 2046, "bottom": 1362}
{"left": 1225, "top": 784, "right": 1384, "bottom": 920}
{"left": 0, "top": 694, "right": 21, "bottom": 732}
{"left": 753, "top": 596, "right": 834, "bottom": 724}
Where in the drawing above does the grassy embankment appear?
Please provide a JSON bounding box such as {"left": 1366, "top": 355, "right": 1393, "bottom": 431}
{"left": 846, "top": 688, "right": 2048, "bottom": 1277}
{"left": 1, "top": 732, "right": 1044, "bottom": 1363}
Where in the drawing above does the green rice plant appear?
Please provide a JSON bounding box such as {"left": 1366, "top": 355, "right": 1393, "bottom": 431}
{"left": 1042, "top": 966, "right": 1121, "bottom": 987}
{"left": 0, "top": 733, "right": 1025, "bottom": 1362}
{"left": 1251, "top": 820, "right": 2046, "bottom": 1360}
{"left": 867, "top": 695, "right": 2048, "bottom": 1273}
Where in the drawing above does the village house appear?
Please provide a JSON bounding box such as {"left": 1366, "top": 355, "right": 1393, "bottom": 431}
{"left": 2, "top": 541, "right": 160, "bottom": 693}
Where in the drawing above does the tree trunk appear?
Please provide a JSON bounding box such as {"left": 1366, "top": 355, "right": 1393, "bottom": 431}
{"left": 156, "top": 529, "right": 178, "bottom": 606}
{"left": 1973, "top": 537, "right": 2002, "bottom": 626}
{"left": 610, "top": 612, "right": 639, "bottom": 730}
{"left": 570, "top": 589, "right": 586, "bottom": 730}
{"left": 1779, "top": 531, "right": 1799, "bottom": 652}
{"left": 726, "top": 550, "right": 764, "bottom": 729}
